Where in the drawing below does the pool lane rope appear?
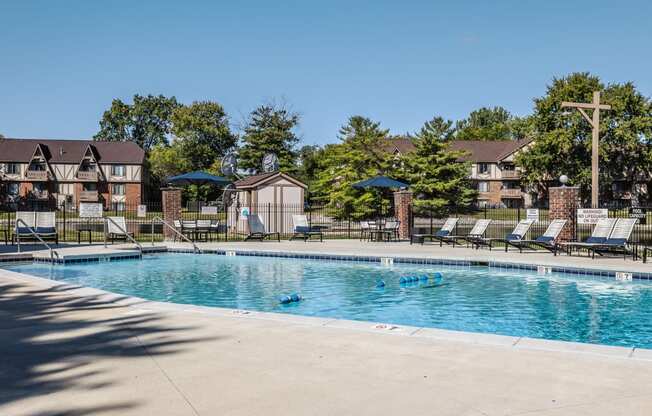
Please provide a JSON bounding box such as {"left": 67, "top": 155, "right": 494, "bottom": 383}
{"left": 278, "top": 293, "right": 302, "bottom": 304}
{"left": 399, "top": 272, "right": 444, "bottom": 286}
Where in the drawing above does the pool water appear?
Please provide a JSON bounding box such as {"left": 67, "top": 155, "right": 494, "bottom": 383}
{"left": 5, "top": 253, "right": 652, "bottom": 348}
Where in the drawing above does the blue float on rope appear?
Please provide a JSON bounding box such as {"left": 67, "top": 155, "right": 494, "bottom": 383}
{"left": 376, "top": 280, "right": 386, "bottom": 288}
{"left": 279, "top": 293, "right": 302, "bottom": 304}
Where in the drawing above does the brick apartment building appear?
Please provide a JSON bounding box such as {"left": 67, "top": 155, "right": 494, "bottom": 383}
{"left": 0, "top": 138, "right": 146, "bottom": 209}
{"left": 385, "top": 137, "right": 534, "bottom": 208}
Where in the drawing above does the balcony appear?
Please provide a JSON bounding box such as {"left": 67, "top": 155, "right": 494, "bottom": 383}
{"left": 501, "top": 170, "right": 521, "bottom": 179}
{"left": 500, "top": 188, "right": 522, "bottom": 198}
{"left": 25, "top": 170, "right": 49, "bottom": 181}
{"left": 77, "top": 170, "right": 98, "bottom": 181}
{"left": 79, "top": 190, "right": 99, "bottom": 202}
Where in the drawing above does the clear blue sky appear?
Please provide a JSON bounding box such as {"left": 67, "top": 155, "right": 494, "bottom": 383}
{"left": 1, "top": 0, "right": 650, "bottom": 146}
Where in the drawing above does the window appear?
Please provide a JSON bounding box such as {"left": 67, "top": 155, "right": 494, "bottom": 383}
{"left": 478, "top": 163, "right": 489, "bottom": 174}
{"left": 33, "top": 183, "right": 46, "bottom": 193}
{"left": 111, "top": 165, "right": 126, "bottom": 177}
{"left": 478, "top": 181, "right": 489, "bottom": 192}
{"left": 112, "top": 184, "right": 125, "bottom": 195}
{"left": 5, "top": 163, "right": 20, "bottom": 175}
{"left": 112, "top": 202, "right": 126, "bottom": 212}
{"left": 28, "top": 162, "right": 46, "bottom": 171}
{"left": 501, "top": 163, "right": 515, "bottom": 171}
{"left": 7, "top": 183, "right": 19, "bottom": 196}
{"left": 83, "top": 183, "right": 97, "bottom": 191}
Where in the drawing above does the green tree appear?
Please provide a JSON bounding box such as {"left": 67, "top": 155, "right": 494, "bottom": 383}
{"left": 296, "top": 144, "right": 322, "bottom": 186}
{"left": 455, "top": 106, "right": 515, "bottom": 141}
{"left": 94, "top": 94, "right": 179, "bottom": 152}
{"left": 239, "top": 104, "right": 299, "bottom": 172}
{"left": 516, "top": 72, "right": 652, "bottom": 204}
{"left": 312, "top": 116, "right": 394, "bottom": 219}
{"left": 401, "top": 117, "right": 476, "bottom": 215}
{"left": 171, "top": 101, "right": 237, "bottom": 171}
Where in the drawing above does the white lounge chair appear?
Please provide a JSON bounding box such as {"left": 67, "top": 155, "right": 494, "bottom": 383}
{"left": 476, "top": 219, "right": 535, "bottom": 250}
{"left": 245, "top": 214, "right": 280, "bottom": 242}
{"left": 570, "top": 218, "right": 637, "bottom": 259}
{"left": 561, "top": 218, "right": 617, "bottom": 255}
{"left": 106, "top": 216, "right": 134, "bottom": 244}
{"left": 290, "top": 215, "right": 323, "bottom": 242}
{"left": 505, "top": 219, "right": 567, "bottom": 254}
{"left": 12, "top": 211, "right": 36, "bottom": 243}
{"left": 411, "top": 218, "right": 459, "bottom": 244}
{"left": 447, "top": 219, "right": 492, "bottom": 247}
{"left": 35, "top": 211, "right": 58, "bottom": 243}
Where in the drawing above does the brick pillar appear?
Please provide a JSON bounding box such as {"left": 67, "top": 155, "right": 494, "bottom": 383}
{"left": 548, "top": 186, "right": 580, "bottom": 242}
{"left": 393, "top": 190, "right": 413, "bottom": 240}
{"left": 161, "top": 187, "right": 182, "bottom": 240}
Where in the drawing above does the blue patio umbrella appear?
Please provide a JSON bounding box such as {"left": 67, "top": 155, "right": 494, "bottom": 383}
{"left": 352, "top": 176, "right": 408, "bottom": 189}
{"left": 166, "top": 171, "right": 232, "bottom": 187}
{"left": 352, "top": 176, "right": 409, "bottom": 220}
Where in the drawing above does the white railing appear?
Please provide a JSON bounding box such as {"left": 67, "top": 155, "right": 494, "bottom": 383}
{"left": 15, "top": 219, "right": 60, "bottom": 261}
{"left": 150, "top": 216, "right": 200, "bottom": 253}
{"left": 103, "top": 217, "right": 143, "bottom": 255}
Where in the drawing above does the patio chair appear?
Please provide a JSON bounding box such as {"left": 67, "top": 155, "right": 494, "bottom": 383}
{"left": 476, "top": 219, "right": 535, "bottom": 250}
{"left": 504, "top": 219, "right": 567, "bottom": 255}
{"left": 572, "top": 218, "right": 638, "bottom": 260}
{"left": 561, "top": 218, "right": 617, "bottom": 256}
{"left": 12, "top": 211, "right": 36, "bottom": 244}
{"left": 410, "top": 218, "right": 458, "bottom": 245}
{"left": 245, "top": 214, "right": 280, "bottom": 242}
{"left": 383, "top": 220, "right": 400, "bottom": 242}
{"left": 35, "top": 211, "right": 59, "bottom": 243}
{"left": 195, "top": 219, "right": 212, "bottom": 242}
{"left": 446, "top": 219, "right": 492, "bottom": 247}
{"left": 290, "top": 215, "right": 323, "bottom": 242}
{"left": 360, "top": 221, "right": 372, "bottom": 241}
{"left": 106, "top": 216, "right": 134, "bottom": 244}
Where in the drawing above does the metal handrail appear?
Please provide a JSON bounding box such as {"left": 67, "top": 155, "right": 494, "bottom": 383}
{"left": 15, "top": 218, "right": 60, "bottom": 261}
{"left": 151, "top": 216, "right": 201, "bottom": 253}
{"left": 103, "top": 217, "right": 143, "bottom": 254}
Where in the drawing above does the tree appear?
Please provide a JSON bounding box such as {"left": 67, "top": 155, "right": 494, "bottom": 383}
{"left": 455, "top": 106, "right": 517, "bottom": 141}
{"left": 171, "top": 101, "right": 237, "bottom": 171}
{"left": 296, "top": 144, "right": 322, "bottom": 186}
{"left": 312, "top": 116, "right": 394, "bottom": 219}
{"left": 516, "top": 72, "right": 652, "bottom": 205}
{"left": 401, "top": 117, "right": 476, "bottom": 215}
{"left": 94, "top": 94, "right": 179, "bottom": 152}
{"left": 239, "top": 104, "right": 300, "bottom": 173}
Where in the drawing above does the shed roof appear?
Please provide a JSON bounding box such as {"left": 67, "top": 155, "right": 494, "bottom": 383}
{"left": 234, "top": 171, "right": 307, "bottom": 189}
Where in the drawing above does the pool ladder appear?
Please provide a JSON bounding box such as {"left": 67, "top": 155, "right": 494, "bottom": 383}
{"left": 150, "top": 216, "right": 201, "bottom": 254}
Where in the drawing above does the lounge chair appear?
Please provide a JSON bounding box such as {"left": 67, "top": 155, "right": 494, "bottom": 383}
{"left": 106, "top": 216, "right": 134, "bottom": 244}
{"left": 12, "top": 212, "right": 36, "bottom": 244}
{"left": 475, "top": 219, "right": 535, "bottom": 250}
{"left": 245, "top": 214, "right": 280, "bottom": 242}
{"left": 503, "top": 219, "right": 567, "bottom": 255}
{"left": 569, "top": 218, "right": 638, "bottom": 260}
{"left": 446, "top": 219, "right": 492, "bottom": 247}
{"left": 410, "top": 218, "right": 459, "bottom": 245}
{"left": 34, "top": 211, "right": 59, "bottom": 244}
{"left": 561, "top": 218, "right": 617, "bottom": 256}
{"left": 290, "top": 215, "right": 323, "bottom": 242}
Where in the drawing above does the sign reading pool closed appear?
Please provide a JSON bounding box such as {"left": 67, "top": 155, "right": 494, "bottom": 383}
{"left": 576, "top": 208, "right": 608, "bottom": 224}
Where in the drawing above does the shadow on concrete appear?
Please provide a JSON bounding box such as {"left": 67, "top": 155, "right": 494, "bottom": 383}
{"left": 0, "top": 280, "right": 219, "bottom": 415}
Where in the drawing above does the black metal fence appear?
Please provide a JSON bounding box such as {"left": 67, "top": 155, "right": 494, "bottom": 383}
{"left": 0, "top": 201, "right": 381, "bottom": 243}
{"left": 3, "top": 200, "right": 652, "bottom": 247}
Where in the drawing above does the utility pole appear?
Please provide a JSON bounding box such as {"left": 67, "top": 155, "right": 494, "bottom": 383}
{"left": 561, "top": 91, "right": 611, "bottom": 208}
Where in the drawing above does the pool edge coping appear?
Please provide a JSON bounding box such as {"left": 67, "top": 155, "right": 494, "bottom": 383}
{"left": 1, "top": 266, "right": 651, "bottom": 362}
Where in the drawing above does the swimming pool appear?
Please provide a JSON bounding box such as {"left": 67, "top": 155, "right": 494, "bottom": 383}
{"left": 5, "top": 253, "right": 652, "bottom": 349}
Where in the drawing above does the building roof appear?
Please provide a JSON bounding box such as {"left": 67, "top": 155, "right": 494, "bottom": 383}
{"left": 0, "top": 138, "right": 146, "bottom": 164}
{"left": 385, "top": 137, "right": 532, "bottom": 163}
{"left": 234, "top": 171, "right": 307, "bottom": 189}
{"left": 448, "top": 139, "right": 532, "bottom": 163}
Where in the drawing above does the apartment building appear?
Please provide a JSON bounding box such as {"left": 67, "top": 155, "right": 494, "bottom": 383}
{"left": 385, "top": 137, "right": 533, "bottom": 208}
{"left": 0, "top": 138, "right": 146, "bottom": 209}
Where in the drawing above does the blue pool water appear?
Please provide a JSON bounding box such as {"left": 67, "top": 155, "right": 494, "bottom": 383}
{"left": 5, "top": 253, "right": 652, "bottom": 348}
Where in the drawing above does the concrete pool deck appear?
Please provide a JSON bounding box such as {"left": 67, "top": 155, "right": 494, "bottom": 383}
{"left": 2, "top": 240, "right": 652, "bottom": 415}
